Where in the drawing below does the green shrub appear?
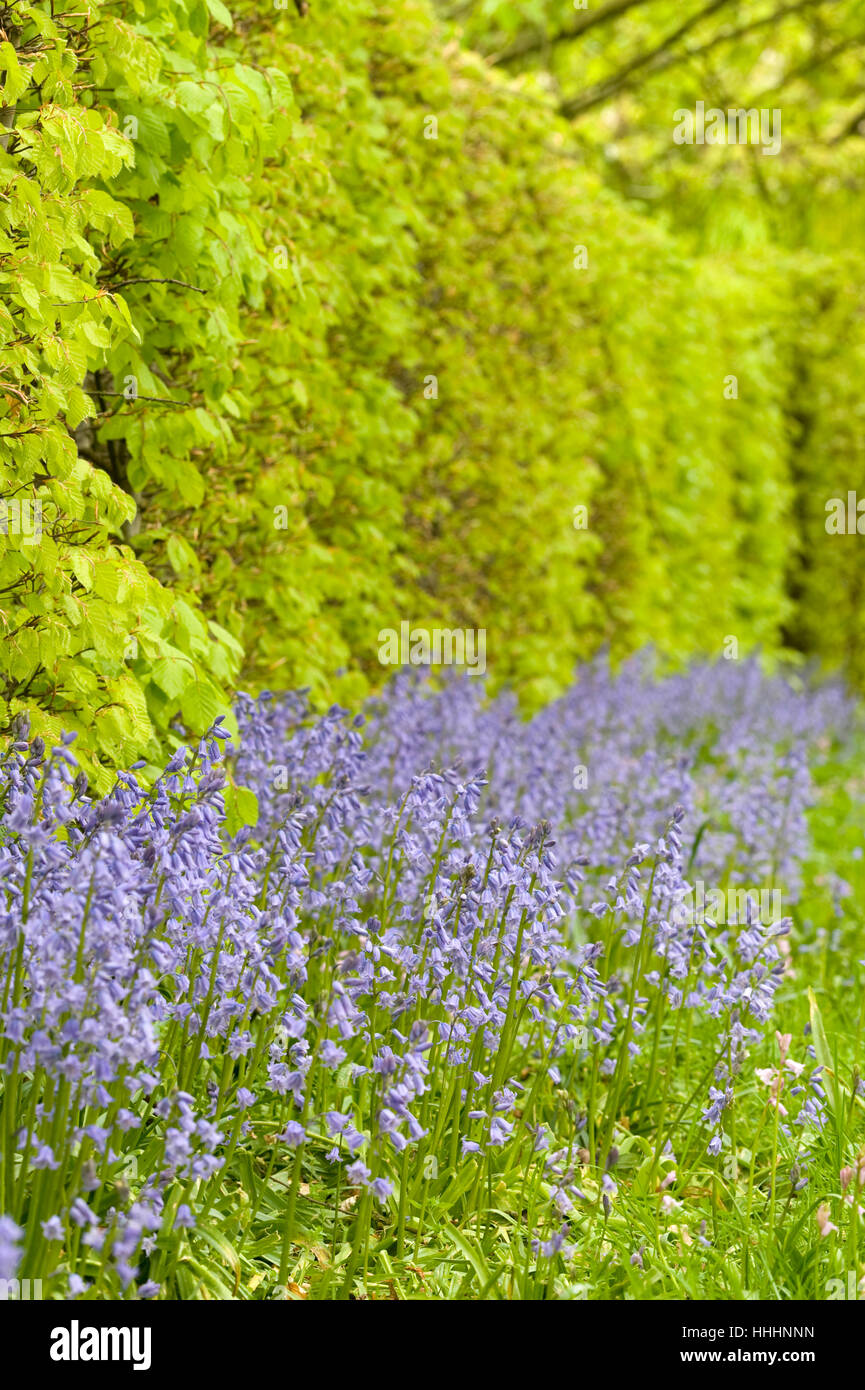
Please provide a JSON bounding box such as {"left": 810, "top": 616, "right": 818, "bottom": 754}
{"left": 0, "top": 0, "right": 859, "bottom": 782}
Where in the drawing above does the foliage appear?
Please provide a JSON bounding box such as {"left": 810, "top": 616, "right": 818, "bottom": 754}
{"left": 780, "top": 252, "right": 865, "bottom": 687}
{"left": 1, "top": 0, "right": 860, "bottom": 781}
{"left": 450, "top": 0, "right": 865, "bottom": 222}
{"left": 0, "top": 0, "right": 255, "bottom": 789}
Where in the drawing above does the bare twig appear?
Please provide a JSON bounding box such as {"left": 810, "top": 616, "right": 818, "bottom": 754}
{"left": 109, "top": 277, "right": 207, "bottom": 294}
{"left": 89, "top": 392, "right": 188, "bottom": 407}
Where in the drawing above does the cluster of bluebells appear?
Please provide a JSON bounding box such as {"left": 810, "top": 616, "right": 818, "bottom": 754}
{"left": 0, "top": 655, "right": 850, "bottom": 1295}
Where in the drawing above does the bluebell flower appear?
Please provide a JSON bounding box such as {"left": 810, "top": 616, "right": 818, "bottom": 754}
{"left": 0, "top": 1216, "right": 22, "bottom": 1281}
{"left": 281, "top": 1122, "right": 306, "bottom": 1147}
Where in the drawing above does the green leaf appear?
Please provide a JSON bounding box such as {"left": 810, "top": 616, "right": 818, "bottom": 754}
{"left": 224, "top": 783, "right": 259, "bottom": 837}
{"left": 0, "top": 42, "right": 29, "bottom": 105}
{"left": 447, "top": 1226, "right": 498, "bottom": 1297}
{"left": 179, "top": 677, "right": 227, "bottom": 733}
{"left": 205, "top": 0, "right": 234, "bottom": 29}
{"left": 150, "top": 652, "right": 194, "bottom": 700}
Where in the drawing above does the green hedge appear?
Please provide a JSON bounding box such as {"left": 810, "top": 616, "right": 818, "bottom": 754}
{"left": 780, "top": 252, "right": 865, "bottom": 687}
{"left": 0, "top": 0, "right": 858, "bottom": 785}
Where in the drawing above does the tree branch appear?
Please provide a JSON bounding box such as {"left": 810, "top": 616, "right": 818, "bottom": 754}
{"left": 491, "top": 0, "right": 660, "bottom": 66}
{"left": 108, "top": 277, "right": 208, "bottom": 294}
{"left": 754, "top": 29, "right": 865, "bottom": 100}
{"left": 560, "top": 0, "right": 734, "bottom": 117}
{"left": 829, "top": 101, "right": 865, "bottom": 143}
{"left": 559, "top": 0, "right": 831, "bottom": 119}
{"left": 91, "top": 393, "right": 188, "bottom": 407}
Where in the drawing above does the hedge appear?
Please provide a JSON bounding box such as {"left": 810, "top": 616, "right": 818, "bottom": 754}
{"left": 0, "top": 0, "right": 857, "bottom": 786}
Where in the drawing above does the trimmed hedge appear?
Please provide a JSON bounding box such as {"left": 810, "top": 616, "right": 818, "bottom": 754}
{"left": 0, "top": 0, "right": 858, "bottom": 786}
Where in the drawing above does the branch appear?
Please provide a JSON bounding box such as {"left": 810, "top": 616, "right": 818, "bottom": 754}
{"left": 829, "top": 101, "right": 865, "bottom": 143}
{"left": 754, "top": 30, "right": 865, "bottom": 100}
{"left": 560, "top": 0, "right": 734, "bottom": 118}
{"left": 108, "top": 277, "right": 207, "bottom": 294}
{"left": 491, "top": 0, "right": 660, "bottom": 66}
{"left": 90, "top": 393, "right": 188, "bottom": 407}
{"left": 0, "top": 103, "right": 16, "bottom": 151}
{"left": 440, "top": 0, "right": 476, "bottom": 20}
{"left": 680, "top": 0, "right": 841, "bottom": 76}
{"left": 560, "top": 0, "right": 832, "bottom": 119}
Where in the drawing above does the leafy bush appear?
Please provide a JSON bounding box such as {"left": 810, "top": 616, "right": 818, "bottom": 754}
{"left": 2, "top": 0, "right": 854, "bottom": 783}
